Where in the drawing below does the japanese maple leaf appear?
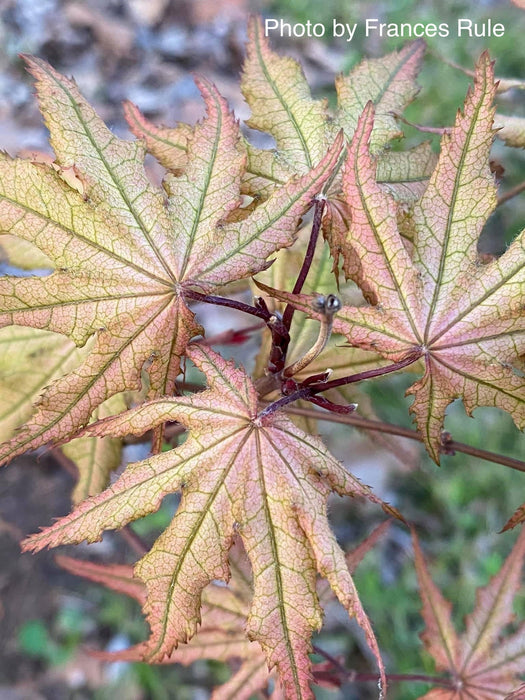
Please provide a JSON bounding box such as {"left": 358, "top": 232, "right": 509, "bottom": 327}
{"left": 57, "top": 545, "right": 286, "bottom": 700}
{"left": 55, "top": 524, "right": 391, "bottom": 699}
{"left": 22, "top": 344, "right": 398, "bottom": 699}
{"left": 413, "top": 527, "right": 525, "bottom": 699}
{"left": 126, "top": 17, "right": 430, "bottom": 265}
{"left": 0, "top": 57, "right": 342, "bottom": 465}
{"left": 258, "top": 53, "right": 525, "bottom": 462}
{"left": 0, "top": 326, "right": 125, "bottom": 503}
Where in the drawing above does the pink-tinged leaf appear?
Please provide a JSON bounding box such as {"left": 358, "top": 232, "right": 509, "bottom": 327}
{"left": 340, "top": 100, "right": 424, "bottom": 329}
{"left": 123, "top": 100, "right": 192, "bottom": 172}
{"left": 179, "top": 130, "right": 344, "bottom": 288}
{"left": 458, "top": 526, "right": 525, "bottom": 673}
{"left": 415, "top": 527, "right": 525, "bottom": 699}
{"left": 502, "top": 503, "right": 525, "bottom": 532}
{"left": 411, "top": 53, "right": 498, "bottom": 328}
{"left": 506, "top": 684, "right": 525, "bottom": 700}
{"left": 57, "top": 543, "right": 281, "bottom": 699}
{"left": 56, "top": 555, "right": 146, "bottom": 605}
{"left": 413, "top": 532, "right": 460, "bottom": 672}
{"left": 258, "top": 54, "right": 525, "bottom": 463}
{"left": 335, "top": 39, "right": 425, "bottom": 153}
{"left": 0, "top": 60, "right": 339, "bottom": 466}
{"left": 23, "top": 344, "right": 393, "bottom": 700}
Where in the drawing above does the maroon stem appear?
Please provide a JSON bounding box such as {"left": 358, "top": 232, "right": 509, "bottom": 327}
{"left": 258, "top": 354, "right": 419, "bottom": 419}
{"left": 309, "top": 353, "right": 420, "bottom": 394}
{"left": 312, "top": 644, "right": 452, "bottom": 687}
{"left": 497, "top": 180, "right": 525, "bottom": 207}
{"left": 282, "top": 404, "right": 525, "bottom": 473}
{"left": 184, "top": 289, "right": 271, "bottom": 321}
{"left": 282, "top": 196, "right": 326, "bottom": 332}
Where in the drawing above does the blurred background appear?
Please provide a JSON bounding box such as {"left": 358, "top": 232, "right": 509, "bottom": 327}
{"left": 0, "top": 1, "right": 524, "bottom": 698}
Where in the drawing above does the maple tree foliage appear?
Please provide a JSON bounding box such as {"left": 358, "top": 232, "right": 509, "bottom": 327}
{"left": 0, "top": 16, "right": 524, "bottom": 700}
{"left": 260, "top": 53, "right": 525, "bottom": 464}
{"left": 55, "top": 524, "right": 391, "bottom": 700}
{"left": 22, "top": 343, "right": 397, "bottom": 697}
{"left": 0, "top": 56, "right": 342, "bottom": 463}
{"left": 413, "top": 528, "right": 525, "bottom": 699}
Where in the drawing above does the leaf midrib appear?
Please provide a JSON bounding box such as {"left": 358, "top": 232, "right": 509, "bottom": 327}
{"left": 353, "top": 123, "right": 422, "bottom": 344}
{"left": 253, "top": 427, "right": 304, "bottom": 698}
{"left": 36, "top": 59, "right": 177, "bottom": 284}
{"left": 178, "top": 90, "right": 224, "bottom": 280}
{"left": 253, "top": 20, "right": 314, "bottom": 170}
{"left": 0, "top": 191, "right": 173, "bottom": 289}
{"left": 428, "top": 253, "right": 524, "bottom": 346}
{"left": 423, "top": 78, "right": 486, "bottom": 339}
{"left": 149, "top": 426, "right": 252, "bottom": 659}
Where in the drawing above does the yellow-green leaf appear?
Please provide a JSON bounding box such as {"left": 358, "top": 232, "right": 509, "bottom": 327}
{"left": 0, "top": 59, "right": 341, "bottom": 466}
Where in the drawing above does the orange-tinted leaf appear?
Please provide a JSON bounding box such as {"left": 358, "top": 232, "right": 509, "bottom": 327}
{"left": 0, "top": 59, "right": 341, "bottom": 466}
{"left": 56, "top": 555, "right": 146, "bottom": 605}
{"left": 57, "top": 549, "right": 282, "bottom": 700}
{"left": 259, "top": 54, "right": 525, "bottom": 462}
{"left": 415, "top": 527, "right": 525, "bottom": 699}
{"left": 123, "top": 100, "right": 192, "bottom": 173}
{"left": 413, "top": 532, "right": 460, "bottom": 672}
{"left": 23, "top": 344, "right": 394, "bottom": 699}
{"left": 502, "top": 503, "right": 525, "bottom": 532}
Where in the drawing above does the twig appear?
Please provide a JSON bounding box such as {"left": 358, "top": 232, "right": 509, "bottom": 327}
{"left": 184, "top": 289, "right": 270, "bottom": 321}
{"left": 308, "top": 353, "right": 419, "bottom": 393}
{"left": 258, "top": 354, "right": 419, "bottom": 419}
{"left": 392, "top": 111, "right": 449, "bottom": 134}
{"left": 312, "top": 644, "right": 452, "bottom": 687}
{"left": 281, "top": 405, "right": 525, "bottom": 473}
{"left": 282, "top": 196, "right": 326, "bottom": 332}
{"left": 497, "top": 180, "right": 525, "bottom": 207}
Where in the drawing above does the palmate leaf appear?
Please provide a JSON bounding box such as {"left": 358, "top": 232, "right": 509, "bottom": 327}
{"left": 126, "top": 16, "right": 429, "bottom": 266}
{"left": 0, "top": 57, "right": 342, "bottom": 465}
{"left": 56, "top": 522, "right": 391, "bottom": 699}
{"left": 57, "top": 546, "right": 285, "bottom": 700}
{"left": 240, "top": 16, "right": 424, "bottom": 178}
{"left": 22, "top": 344, "right": 399, "bottom": 699}
{"left": 0, "top": 326, "right": 125, "bottom": 503}
{"left": 413, "top": 527, "right": 525, "bottom": 699}
{"left": 259, "top": 53, "right": 525, "bottom": 462}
